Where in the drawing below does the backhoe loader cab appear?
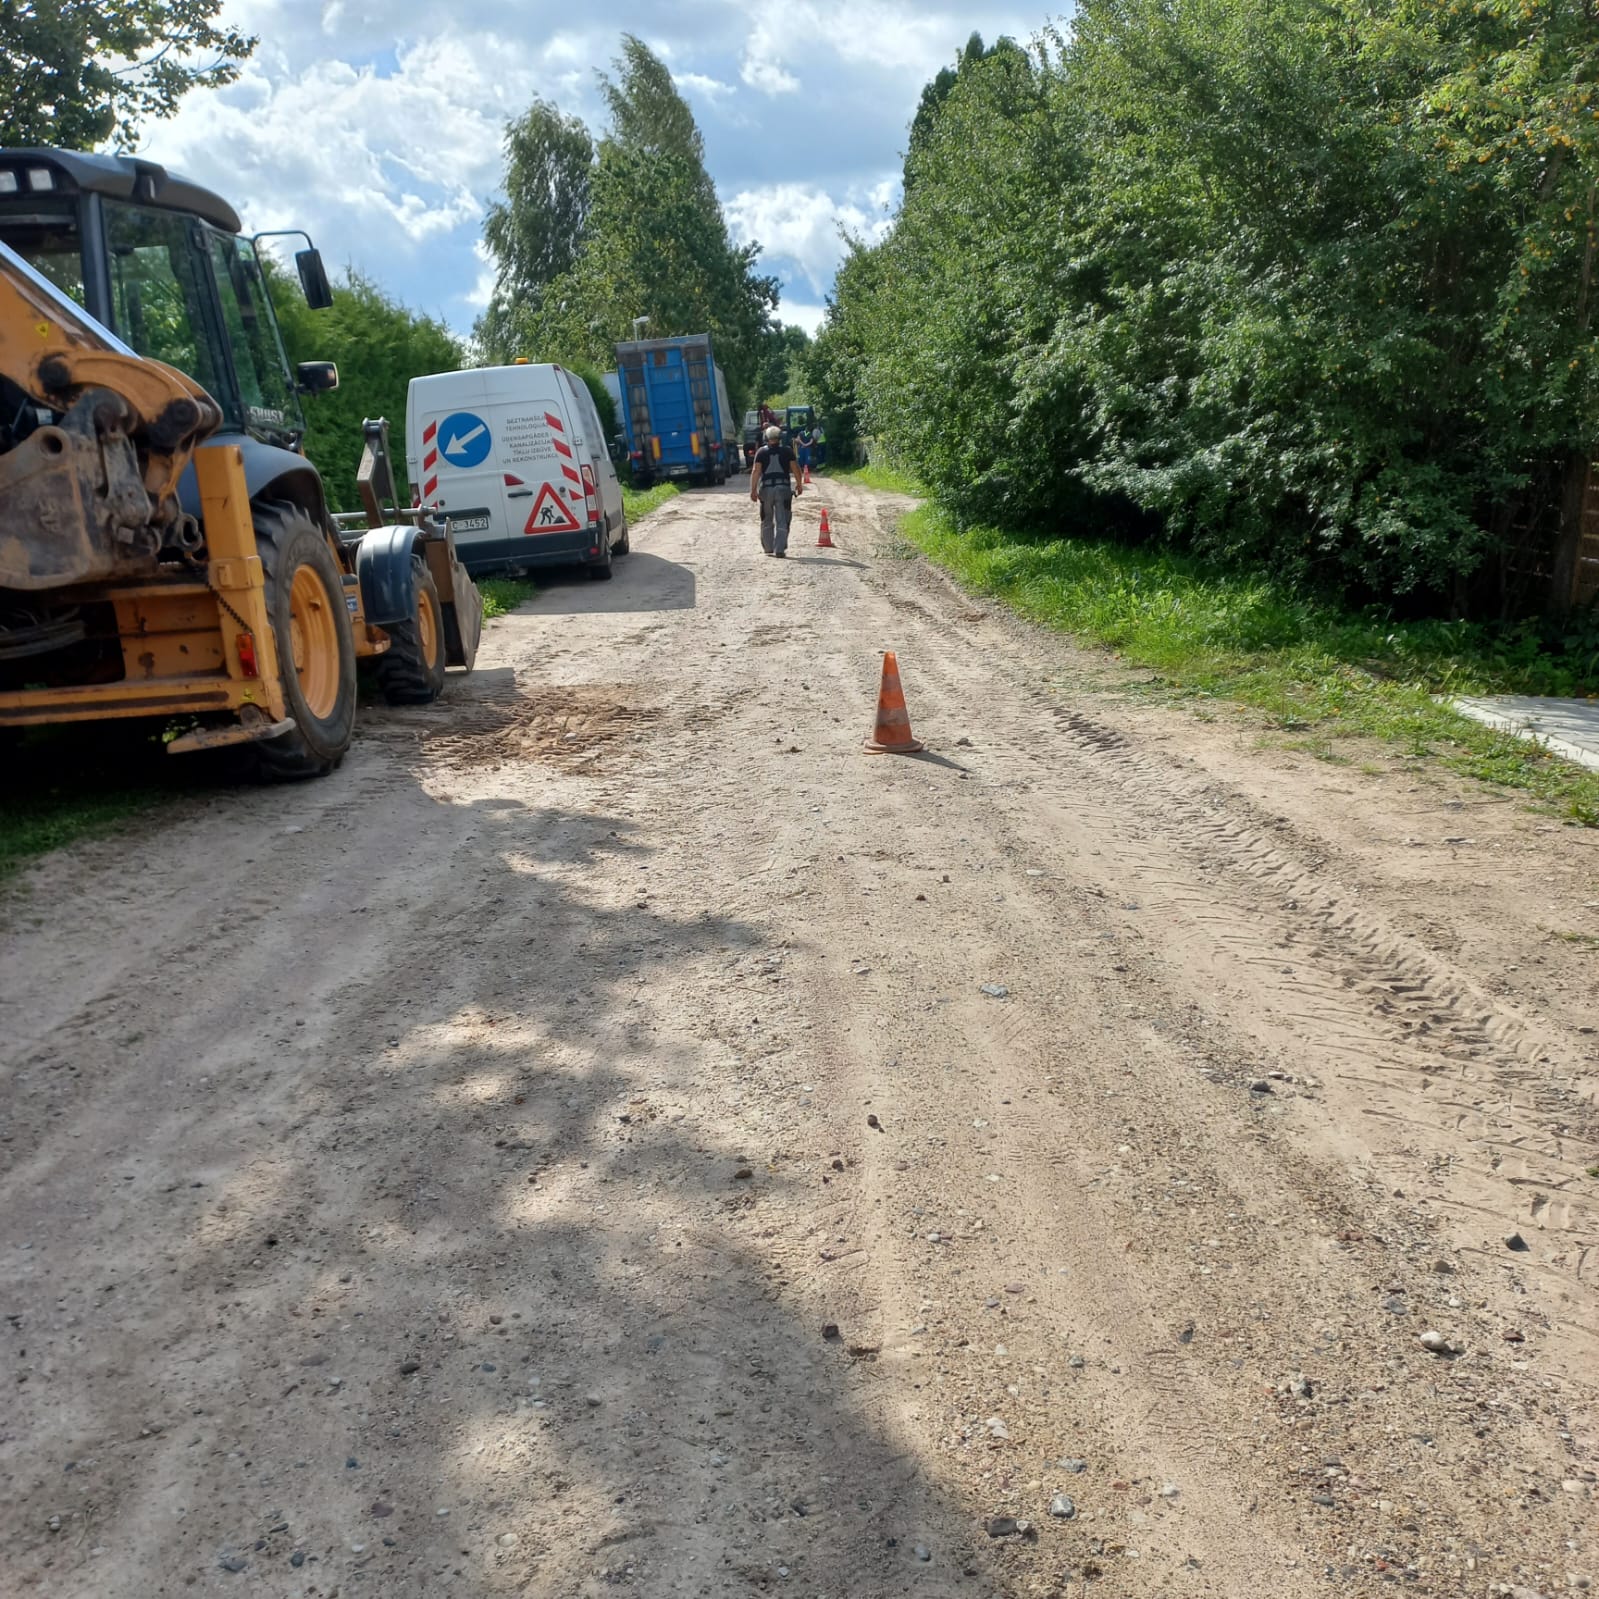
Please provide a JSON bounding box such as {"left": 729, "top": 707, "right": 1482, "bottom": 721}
{"left": 0, "top": 149, "right": 330, "bottom": 457}
{"left": 0, "top": 150, "right": 480, "bottom": 778}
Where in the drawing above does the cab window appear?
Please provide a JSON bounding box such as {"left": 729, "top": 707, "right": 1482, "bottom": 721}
{"left": 0, "top": 201, "right": 85, "bottom": 303}
{"left": 209, "top": 232, "right": 299, "bottom": 436}
{"left": 103, "top": 202, "right": 223, "bottom": 399}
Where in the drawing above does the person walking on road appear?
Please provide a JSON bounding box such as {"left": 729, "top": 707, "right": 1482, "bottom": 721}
{"left": 750, "top": 424, "right": 803, "bottom": 557}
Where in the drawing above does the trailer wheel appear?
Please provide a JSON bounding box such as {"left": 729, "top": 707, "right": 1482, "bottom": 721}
{"left": 375, "top": 555, "right": 447, "bottom": 704}
{"left": 249, "top": 501, "right": 357, "bottom": 781}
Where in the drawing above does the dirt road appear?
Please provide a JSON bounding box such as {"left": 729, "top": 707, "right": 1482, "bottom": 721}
{"left": 3, "top": 480, "right": 1596, "bottom": 1599}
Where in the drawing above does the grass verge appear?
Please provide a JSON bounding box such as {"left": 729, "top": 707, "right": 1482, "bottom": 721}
{"left": 831, "top": 462, "right": 923, "bottom": 496}
{"left": 623, "top": 481, "right": 681, "bottom": 521}
{"left": 0, "top": 785, "right": 165, "bottom": 884}
{"left": 1, "top": 721, "right": 184, "bottom": 886}
{"left": 899, "top": 504, "right": 1599, "bottom": 826}
{"left": 480, "top": 578, "right": 536, "bottom": 620}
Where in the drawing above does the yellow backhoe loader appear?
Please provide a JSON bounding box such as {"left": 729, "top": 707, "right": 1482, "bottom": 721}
{"left": 0, "top": 148, "right": 480, "bottom": 777}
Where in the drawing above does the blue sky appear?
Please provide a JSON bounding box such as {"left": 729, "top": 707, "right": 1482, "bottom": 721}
{"left": 136, "top": 0, "right": 1047, "bottom": 341}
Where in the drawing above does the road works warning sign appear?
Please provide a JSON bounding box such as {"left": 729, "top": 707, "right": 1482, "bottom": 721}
{"left": 523, "top": 482, "right": 581, "bottom": 535}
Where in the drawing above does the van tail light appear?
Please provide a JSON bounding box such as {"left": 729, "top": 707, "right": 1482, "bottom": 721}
{"left": 581, "top": 463, "right": 600, "bottom": 525}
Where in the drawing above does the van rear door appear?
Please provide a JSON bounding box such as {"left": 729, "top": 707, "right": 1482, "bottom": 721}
{"left": 408, "top": 370, "right": 502, "bottom": 559}
{"left": 482, "top": 365, "right": 594, "bottom": 556}
{"left": 409, "top": 365, "right": 593, "bottom": 570}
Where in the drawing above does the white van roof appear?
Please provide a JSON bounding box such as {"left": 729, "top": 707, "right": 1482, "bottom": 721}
{"left": 410, "top": 363, "right": 574, "bottom": 403}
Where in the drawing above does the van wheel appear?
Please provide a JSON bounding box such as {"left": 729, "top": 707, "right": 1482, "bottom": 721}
{"left": 376, "top": 555, "right": 447, "bottom": 704}
{"left": 587, "top": 540, "right": 614, "bottom": 581}
{"left": 248, "top": 501, "right": 357, "bottom": 781}
{"left": 613, "top": 518, "right": 630, "bottom": 556}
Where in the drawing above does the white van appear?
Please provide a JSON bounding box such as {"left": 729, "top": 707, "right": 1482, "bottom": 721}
{"left": 405, "top": 363, "right": 627, "bottom": 580}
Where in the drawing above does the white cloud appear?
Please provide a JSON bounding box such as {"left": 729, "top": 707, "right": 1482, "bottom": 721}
{"left": 739, "top": 52, "right": 799, "bottom": 96}
{"left": 675, "top": 71, "right": 736, "bottom": 100}
{"left": 464, "top": 240, "right": 497, "bottom": 310}
{"left": 132, "top": 3, "right": 1032, "bottom": 333}
{"left": 145, "top": 32, "right": 535, "bottom": 251}
{"left": 725, "top": 180, "right": 897, "bottom": 295}
{"left": 789, "top": 0, "right": 1040, "bottom": 76}
{"left": 776, "top": 301, "right": 828, "bottom": 336}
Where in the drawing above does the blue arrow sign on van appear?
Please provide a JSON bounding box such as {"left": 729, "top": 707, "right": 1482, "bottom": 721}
{"left": 439, "top": 411, "right": 491, "bottom": 469}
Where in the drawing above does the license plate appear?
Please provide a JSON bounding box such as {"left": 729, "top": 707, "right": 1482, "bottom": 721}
{"left": 448, "top": 513, "right": 492, "bottom": 533}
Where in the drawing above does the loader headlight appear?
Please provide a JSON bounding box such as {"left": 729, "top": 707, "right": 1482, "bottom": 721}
{"left": 0, "top": 171, "right": 18, "bottom": 194}
{"left": 26, "top": 167, "right": 55, "bottom": 191}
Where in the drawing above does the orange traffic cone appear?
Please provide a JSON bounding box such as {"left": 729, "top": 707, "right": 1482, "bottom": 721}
{"left": 817, "top": 507, "right": 835, "bottom": 548}
{"left": 804, "top": 462, "right": 813, "bottom": 485}
{"left": 863, "top": 652, "right": 924, "bottom": 754}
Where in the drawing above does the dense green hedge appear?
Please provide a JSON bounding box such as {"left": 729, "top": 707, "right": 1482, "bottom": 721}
{"left": 809, "top": 3, "right": 1599, "bottom": 617}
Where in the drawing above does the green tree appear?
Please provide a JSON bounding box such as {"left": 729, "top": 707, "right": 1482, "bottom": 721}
{"left": 756, "top": 323, "right": 812, "bottom": 403}
{"left": 799, "top": 240, "right": 893, "bottom": 458}
{"left": 266, "top": 264, "right": 463, "bottom": 514}
{"left": 598, "top": 34, "right": 710, "bottom": 172}
{"left": 0, "top": 0, "right": 255, "bottom": 150}
{"left": 905, "top": 31, "right": 1023, "bottom": 181}
{"left": 822, "top": 0, "right": 1599, "bottom": 615}
{"left": 477, "top": 98, "right": 593, "bottom": 360}
{"left": 479, "top": 35, "right": 777, "bottom": 404}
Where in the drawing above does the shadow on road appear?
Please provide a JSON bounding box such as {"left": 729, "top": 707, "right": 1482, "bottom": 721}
{"left": 781, "top": 553, "right": 867, "bottom": 570}
{"left": 2, "top": 755, "right": 1005, "bottom": 1596}
{"left": 520, "top": 550, "right": 696, "bottom": 616}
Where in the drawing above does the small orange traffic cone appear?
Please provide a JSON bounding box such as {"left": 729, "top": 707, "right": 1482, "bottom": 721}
{"left": 817, "top": 507, "right": 835, "bottom": 548}
{"left": 804, "top": 462, "right": 813, "bottom": 484}
{"left": 863, "top": 652, "right": 924, "bottom": 754}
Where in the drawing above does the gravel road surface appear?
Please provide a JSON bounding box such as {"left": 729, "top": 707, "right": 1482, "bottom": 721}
{"left": 3, "top": 479, "right": 1595, "bottom": 1598}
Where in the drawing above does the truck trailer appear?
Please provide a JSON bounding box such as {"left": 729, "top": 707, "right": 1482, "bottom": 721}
{"left": 614, "top": 333, "right": 737, "bottom": 488}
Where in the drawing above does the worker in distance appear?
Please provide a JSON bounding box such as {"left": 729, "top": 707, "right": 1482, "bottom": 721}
{"left": 749, "top": 423, "right": 804, "bottom": 557}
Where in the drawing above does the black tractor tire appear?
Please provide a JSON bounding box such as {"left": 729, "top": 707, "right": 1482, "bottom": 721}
{"left": 375, "top": 555, "right": 447, "bottom": 705}
{"left": 612, "top": 517, "right": 631, "bottom": 556}
{"left": 248, "top": 500, "right": 358, "bottom": 782}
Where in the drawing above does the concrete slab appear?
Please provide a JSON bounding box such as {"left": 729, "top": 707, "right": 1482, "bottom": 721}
{"left": 1451, "top": 694, "right": 1599, "bottom": 772}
